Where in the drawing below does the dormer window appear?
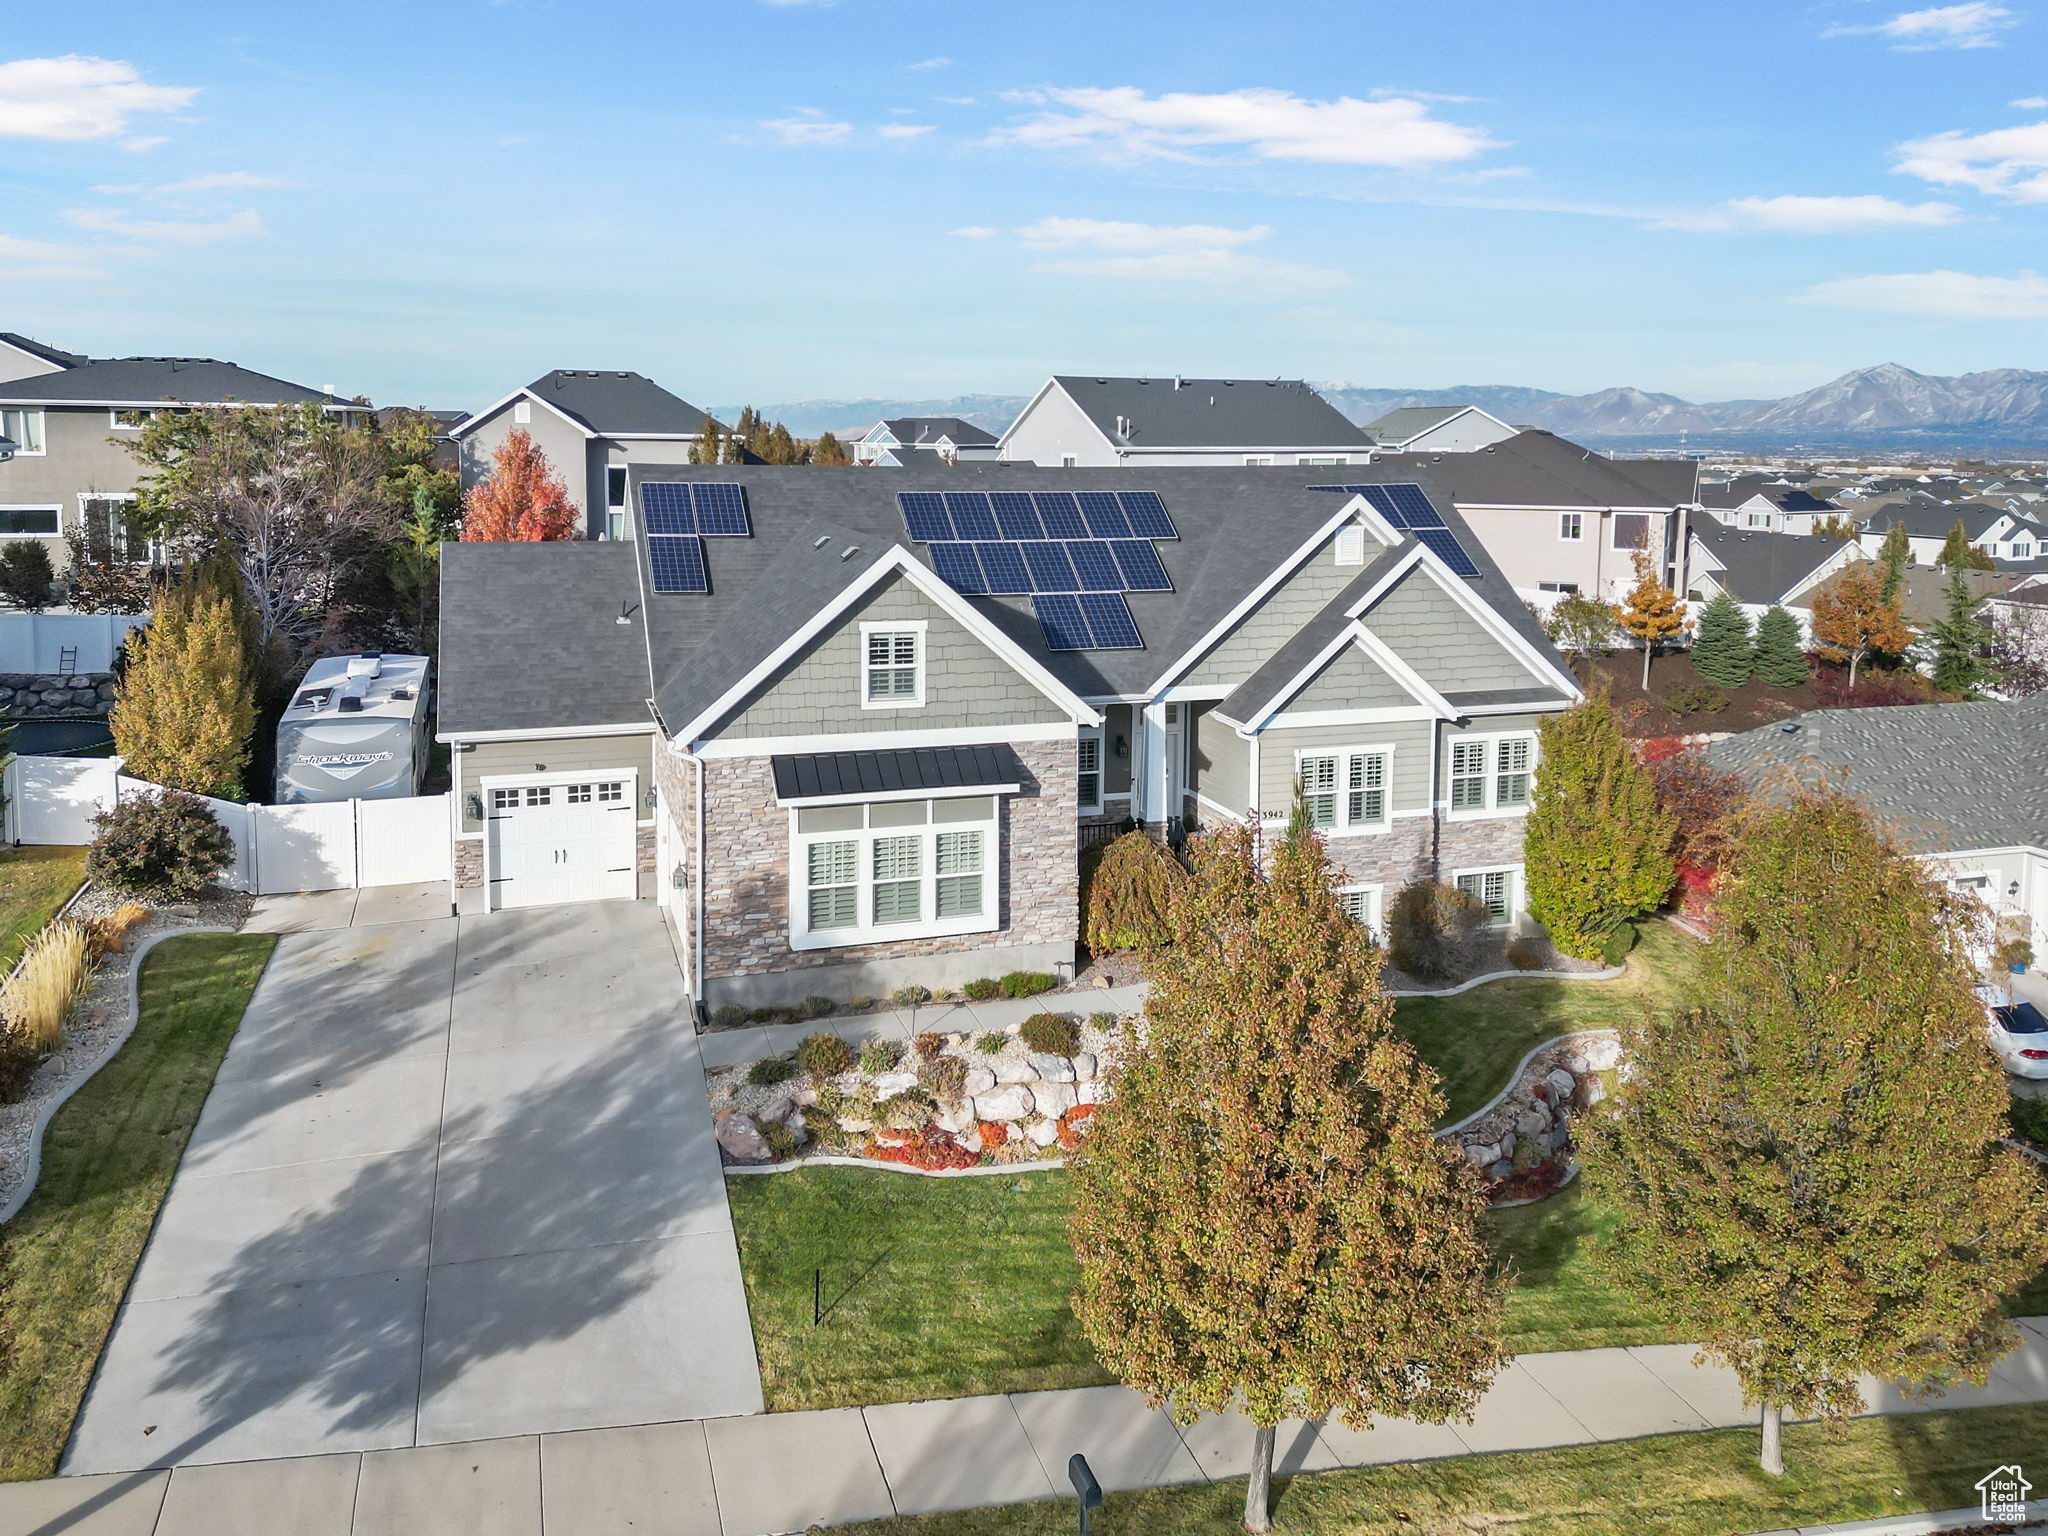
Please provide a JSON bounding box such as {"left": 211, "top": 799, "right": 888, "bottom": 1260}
{"left": 862, "top": 622, "right": 925, "bottom": 708}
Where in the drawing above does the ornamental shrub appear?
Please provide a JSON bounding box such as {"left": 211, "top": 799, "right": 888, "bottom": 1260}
{"left": 912, "top": 1030, "right": 946, "bottom": 1060}
{"left": 747, "top": 1055, "right": 796, "bottom": 1087}
{"left": 962, "top": 977, "right": 1001, "bottom": 1001}
{"left": 1505, "top": 935, "right": 1547, "bottom": 971}
{"left": 797, "top": 1031, "right": 853, "bottom": 1077}
{"left": 975, "top": 1031, "right": 1009, "bottom": 1054}
{"left": 709, "top": 1003, "right": 748, "bottom": 1027}
{"left": 796, "top": 995, "right": 836, "bottom": 1020}
{"left": 1690, "top": 592, "right": 1754, "bottom": 688}
{"left": 1081, "top": 832, "right": 1183, "bottom": 954}
{"left": 999, "top": 970, "right": 1058, "bottom": 999}
{"left": 864, "top": 1125, "right": 978, "bottom": 1171}
{"left": 920, "top": 1053, "right": 969, "bottom": 1104}
{"left": 86, "top": 789, "right": 236, "bottom": 900}
{"left": 0, "top": 1031, "right": 38, "bottom": 1102}
{"left": 761, "top": 1123, "right": 800, "bottom": 1161}
{"left": 890, "top": 984, "right": 932, "bottom": 1007}
{"left": 1, "top": 921, "right": 92, "bottom": 1052}
{"left": 1384, "top": 878, "right": 1488, "bottom": 982}
{"left": 0, "top": 540, "right": 55, "bottom": 613}
{"left": 1019, "top": 1012, "right": 1080, "bottom": 1056}
{"left": 1662, "top": 684, "right": 1730, "bottom": 716}
{"left": 858, "top": 1037, "right": 903, "bottom": 1075}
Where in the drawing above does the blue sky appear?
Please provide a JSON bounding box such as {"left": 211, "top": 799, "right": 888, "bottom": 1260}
{"left": 3, "top": 0, "right": 2046, "bottom": 410}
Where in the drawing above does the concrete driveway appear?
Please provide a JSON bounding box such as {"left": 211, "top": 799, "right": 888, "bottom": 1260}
{"left": 65, "top": 895, "right": 763, "bottom": 1475}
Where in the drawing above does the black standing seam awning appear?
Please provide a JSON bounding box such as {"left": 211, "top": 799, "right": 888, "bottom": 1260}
{"left": 771, "top": 744, "right": 1023, "bottom": 802}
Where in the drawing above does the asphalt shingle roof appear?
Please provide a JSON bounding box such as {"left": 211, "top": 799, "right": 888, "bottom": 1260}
{"left": 1044, "top": 376, "right": 1371, "bottom": 450}
{"left": 880, "top": 416, "right": 998, "bottom": 447}
{"left": 0, "top": 332, "right": 84, "bottom": 370}
{"left": 1708, "top": 696, "right": 2048, "bottom": 853}
{"left": 0, "top": 356, "right": 350, "bottom": 407}
{"left": 1362, "top": 405, "right": 1471, "bottom": 443}
{"left": 1689, "top": 521, "right": 1856, "bottom": 605}
{"left": 1377, "top": 430, "right": 1699, "bottom": 509}
{"left": 519, "top": 370, "right": 712, "bottom": 437}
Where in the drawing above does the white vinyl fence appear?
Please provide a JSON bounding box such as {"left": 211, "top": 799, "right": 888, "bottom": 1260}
{"left": 0, "top": 613, "right": 147, "bottom": 673}
{"left": 3, "top": 754, "right": 451, "bottom": 895}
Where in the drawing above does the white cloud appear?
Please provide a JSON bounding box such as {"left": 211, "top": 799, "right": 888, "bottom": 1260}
{"left": 61, "top": 207, "right": 266, "bottom": 246}
{"left": 1895, "top": 119, "right": 2048, "bottom": 201}
{"left": 0, "top": 232, "right": 108, "bottom": 284}
{"left": 1015, "top": 215, "right": 1270, "bottom": 252}
{"left": 937, "top": 95, "right": 978, "bottom": 107}
{"left": 906, "top": 57, "right": 952, "bottom": 71}
{"left": 990, "top": 85, "right": 1498, "bottom": 168}
{"left": 761, "top": 113, "right": 853, "bottom": 146}
{"left": 92, "top": 170, "right": 299, "bottom": 197}
{"left": 1796, "top": 268, "right": 2048, "bottom": 318}
{"left": 0, "top": 55, "right": 197, "bottom": 141}
{"left": 2013, "top": 95, "right": 2048, "bottom": 107}
{"left": 949, "top": 226, "right": 999, "bottom": 239}
{"left": 878, "top": 124, "right": 934, "bottom": 139}
{"left": 968, "top": 214, "right": 1347, "bottom": 290}
{"left": 1034, "top": 247, "right": 1349, "bottom": 288}
{"left": 121, "top": 135, "right": 168, "bottom": 153}
{"left": 1657, "top": 193, "right": 1964, "bottom": 232}
{"left": 1825, "top": 2, "right": 2017, "bottom": 49}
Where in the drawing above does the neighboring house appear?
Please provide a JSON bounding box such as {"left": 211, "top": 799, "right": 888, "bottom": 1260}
{"left": 1710, "top": 696, "right": 2048, "bottom": 954}
{"left": 997, "top": 376, "right": 1374, "bottom": 468}
{"left": 854, "top": 416, "right": 999, "bottom": 465}
{"left": 437, "top": 466, "right": 1581, "bottom": 1008}
{"left": 1361, "top": 404, "right": 1520, "bottom": 454}
{"left": 1856, "top": 501, "right": 2048, "bottom": 567}
{"left": 1698, "top": 481, "right": 1845, "bottom": 535}
{"left": 1375, "top": 430, "right": 1701, "bottom": 605}
{"left": 0, "top": 341, "right": 363, "bottom": 563}
{"left": 1684, "top": 520, "right": 1866, "bottom": 625}
{"left": 449, "top": 370, "right": 718, "bottom": 540}
{"left": 866, "top": 446, "right": 956, "bottom": 469}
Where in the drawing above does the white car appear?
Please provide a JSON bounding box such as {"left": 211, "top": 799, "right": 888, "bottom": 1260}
{"left": 1982, "top": 990, "right": 2048, "bottom": 1080}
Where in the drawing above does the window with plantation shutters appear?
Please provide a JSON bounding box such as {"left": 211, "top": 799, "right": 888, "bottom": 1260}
{"left": 1297, "top": 748, "right": 1391, "bottom": 834}
{"left": 790, "top": 796, "right": 1000, "bottom": 949}
{"left": 862, "top": 627, "right": 923, "bottom": 707}
{"left": 1077, "top": 731, "right": 1103, "bottom": 814}
{"left": 1450, "top": 740, "right": 1489, "bottom": 811}
{"left": 1456, "top": 868, "right": 1515, "bottom": 925}
{"left": 1447, "top": 733, "right": 1538, "bottom": 815}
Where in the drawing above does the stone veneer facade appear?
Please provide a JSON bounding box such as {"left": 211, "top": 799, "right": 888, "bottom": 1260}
{"left": 661, "top": 735, "right": 1081, "bottom": 1008}
{"left": 451, "top": 822, "right": 658, "bottom": 890}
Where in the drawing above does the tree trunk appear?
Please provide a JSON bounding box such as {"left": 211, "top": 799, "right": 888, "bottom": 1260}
{"left": 1759, "top": 1401, "right": 1784, "bottom": 1476}
{"left": 1641, "top": 636, "right": 1653, "bottom": 691}
{"left": 1243, "top": 1422, "right": 1276, "bottom": 1533}
{"left": 1848, "top": 650, "right": 1861, "bottom": 690}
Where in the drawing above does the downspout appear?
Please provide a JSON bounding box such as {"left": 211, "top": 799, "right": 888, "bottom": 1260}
{"left": 693, "top": 745, "right": 706, "bottom": 1001}
{"left": 1428, "top": 716, "right": 1444, "bottom": 884}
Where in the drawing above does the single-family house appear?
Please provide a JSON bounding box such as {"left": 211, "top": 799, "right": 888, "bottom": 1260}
{"left": 997, "top": 376, "right": 1374, "bottom": 468}
{"left": 1375, "top": 430, "right": 1700, "bottom": 605}
{"left": 1683, "top": 520, "right": 1866, "bottom": 626}
{"left": 449, "top": 371, "right": 719, "bottom": 541}
{"left": 1699, "top": 481, "right": 1846, "bottom": 536}
{"left": 437, "top": 466, "right": 1581, "bottom": 1008}
{"left": 1857, "top": 501, "right": 2048, "bottom": 567}
{"left": 854, "top": 416, "right": 999, "bottom": 465}
{"left": 1360, "top": 404, "right": 1520, "bottom": 454}
{"left": 1710, "top": 696, "right": 2048, "bottom": 954}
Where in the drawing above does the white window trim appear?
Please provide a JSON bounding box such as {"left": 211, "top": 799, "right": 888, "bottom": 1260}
{"left": 1451, "top": 864, "right": 1522, "bottom": 928}
{"left": 108, "top": 408, "right": 158, "bottom": 431}
{"left": 1077, "top": 727, "right": 1104, "bottom": 815}
{"left": 788, "top": 799, "right": 1001, "bottom": 951}
{"left": 0, "top": 408, "right": 45, "bottom": 456}
{"left": 1444, "top": 731, "right": 1538, "bottom": 821}
{"left": 1336, "top": 882, "right": 1385, "bottom": 936}
{"left": 1557, "top": 512, "right": 1583, "bottom": 542}
{"left": 860, "top": 619, "right": 928, "bottom": 711}
{"left": 1244, "top": 455, "right": 1275, "bottom": 467}
{"left": 0, "top": 505, "right": 63, "bottom": 538}
{"left": 1296, "top": 456, "right": 1349, "bottom": 466}
{"left": 1294, "top": 744, "right": 1395, "bottom": 837}
{"left": 513, "top": 400, "right": 532, "bottom": 424}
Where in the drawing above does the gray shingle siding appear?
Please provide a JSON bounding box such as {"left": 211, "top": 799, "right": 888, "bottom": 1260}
{"left": 1192, "top": 707, "right": 1251, "bottom": 816}
{"left": 1184, "top": 538, "right": 1361, "bottom": 687}
{"left": 1276, "top": 643, "right": 1415, "bottom": 714}
{"left": 1256, "top": 719, "right": 1435, "bottom": 817}
{"left": 1362, "top": 574, "right": 1526, "bottom": 694}
{"left": 712, "top": 574, "right": 1068, "bottom": 740}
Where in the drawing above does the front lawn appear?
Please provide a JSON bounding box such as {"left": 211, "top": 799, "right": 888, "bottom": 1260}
{"left": 1392, "top": 918, "right": 1703, "bottom": 1126}
{"left": 0, "top": 845, "right": 89, "bottom": 975}
{"left": 1490, "top": 1181, "right": 1678, "bottom": 1353}
{"left": 825, "top": 1402, "right": 2048, "bottom": 1536}
{"left": 0, "top": 932, "right": 277, "bottom": 1481}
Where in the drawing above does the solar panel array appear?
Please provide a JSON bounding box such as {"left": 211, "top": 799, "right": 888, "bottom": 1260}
{"left": 641, "top": 482, "right": 751, "bottom": 594}
{"left": 1305, "top": 482, "right": 1482, "bottom": 579}
{"left": 897, "top": 489, "right": 1177, "bottom": 651}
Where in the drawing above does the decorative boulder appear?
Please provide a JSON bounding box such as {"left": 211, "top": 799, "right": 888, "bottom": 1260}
{"left": 1032, "top": 1081, "right": 1079, "bottom": 1117}
{"left": 958, "top": 1124, "right": 984, "bottom": 1155}
{"left": 1498, "top": 1130, "right": 1517, "bottom": 1159}
{"left": 756, "top": 1094, "right": 795, "bottom": 1126}
{"left": 1029, "top": 1053, "right": 1077, "bottom": 1084}
{"left": 837, "top": 1117, "right": 876, "bottom": 1135}
{"left": 973, "top": 1085, "right": 1035, "bottom": 1121}
{"left": 1488, "top": 1159, "right": 1513, "bottom": 1181}
{"left": 1072, "top": 1052, "right": 1098, "bottom": 1080}
{"left": 994, "top": 1060, "right": 1040, "bottom": 1086}
{"left": 1463, "top": 1142, "right": 1500, "bottom": 1168}
{"left": 1562, "top": 1051, "right": 1591, "bottom": 1076}
{"left": 1513, "top": 1105, "right": 1552, "bottom": 1138}
{"left": 714, "top": 1112, "right": 772, "bottom": 1163}
{"left": 1582, "top": 1036, "right": 1623, "bottom": 1072}
{"left": 933, "top": 1100, "right": 976, "bottom": 1135}
{"left": 872, "top": 1071, "right": 920, "bottom": 1100}
{"left": 792, "top": 1087, "right": 819, "bottom": 1108}
{"left": 1078, "top": 1079, "right": 1108, "bottom": 1106}
{"left": 1580, "top": 1079, "right": 1608, "bottom": 1107}
{"left": 1023, "top": 1117, "right": 1061, "bottom": 1148}
{"left": 962, "top": 1067, "right": 997, "bottom": 1096}
{"left": 1544, "top": 1067, "right": 1576, "bottom": 1100}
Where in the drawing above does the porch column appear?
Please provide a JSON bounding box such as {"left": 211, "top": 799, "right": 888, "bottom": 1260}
{"left": 1135, "top": 701, "right": 1171, "bottom": 825}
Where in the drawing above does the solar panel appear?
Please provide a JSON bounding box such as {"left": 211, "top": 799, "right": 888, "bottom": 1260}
{"left": 1067, "top": 540, "right": 1123, "bottom": 592}
{"left": 1413, "top": 526, "right": 1481, "bottom": 578}
{"left": 899, "top": 492, "right": 952, "bottom": 542}
{"left": 973, "top": 541, "right": 1032, "bottom": 594}
{"left": 690, "top": 482, "right": 751, "bottom": 535}
{"left": 1022, "top": 543, "right": 1079, "bottom": 591}
{"left": 1109, "top": 540, "right": 1172, "bottom": 591}
{"left": 1116, "top": 490, "right": 1177, "bottom": 539}
{"left": 647, "top": 534, "right": 708, "bottom": 594}
{"left": 1076, "top": 591, "right": 1144, "bottom": 649}
{"left": 641, "top": 483, "right": 695, "bottom": 536}
{"left": 1033, "top": 594, "right": 1092, "bottom": 651}
{"left": 1378, "top": 483, "right": 1445, "bottom": 528}
{"left": 929, "top": 542, "right": 988, "bottom": 594}
{"left": 1031, "top": 491, "right": 1090, "bottom": 540}
{"left": 1077, "top": 492, "right": 1134, "bottom": 539}
{"left": 990, "top": 492, "right": 1045, "bottom": 540}
{"left": 943, "top": 491, "right": 1001, "bottom": 541}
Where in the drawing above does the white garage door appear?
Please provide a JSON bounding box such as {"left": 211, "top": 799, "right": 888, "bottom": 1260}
{"left": 486, "top": 778, "right": 638, "bottom": 909}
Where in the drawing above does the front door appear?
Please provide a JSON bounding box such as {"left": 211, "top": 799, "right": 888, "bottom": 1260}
{"left": 486, "top": 777, "right": 638, "bottom": 909}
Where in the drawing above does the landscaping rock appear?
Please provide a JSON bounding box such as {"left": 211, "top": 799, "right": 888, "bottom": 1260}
{"left": 791, "top": 1087, "right": 818, "bottom": 1108}
{"left": 1562, "top": 1051, "right": 1591, "bottom": 1075}
{"left": 872, "top": 1071, "right": 920, "bottom": 1100}
{"left": 1032, "top": 1081, "right": 1078, "bottom": 1117}
{"left": 1489, "top": 1159, "right": 1512, "bottom": 1181}
{"left": 1545, "top": 1067, "right": 1576, "bottom": 1100}
{"left": 1513, "top": 1105, "right": 1551, "bottom": 1138}
{"left": 1023, "top": 1117, "right": 1061, "bottom": 1148}
{"left": 714, "top": 1112, "right": 772, "bottom": 1163}
{"left": 973, "top": 1085, "right": 1034, "bottom": 1121}
{"left": 1498, "top": 1130, "right": 1517, "bottom": 1158}
{"left": 993, "top": 1060, "right": 1039, "bottom": 1086}
{"left": 756, "top": 1093, "right": 794, "bottom": 1126}
{"left": 1579, "top": 1079, "right": 1607, "bottom": 1107}
{"left": 1463, "top": 1142, "right": 1500, "bottom": 1168}
{"left": 962, "top": 1067, "right": 997, "bottom": 1096}
{"left": 1029, "top": 1053, "right": 1076, "bottom": 1084}
{"left": 1077, "top": 1079, "right": 1107, "bottom": 1106}
{"left": 1072, "top": 1051, "right": 1098, "bottom": 1080}
{"left": 1582, "top": 1036, "right": 1623, "bottom": 1072}
{"left": 933, "top": 1100, "right": 976, "bottom": 1135}
{"left": 959, "top": 1125, "right": 984, "bottom": 1155}
{"left": 837, "top": 1117, "right": 875, "bottom": 1135}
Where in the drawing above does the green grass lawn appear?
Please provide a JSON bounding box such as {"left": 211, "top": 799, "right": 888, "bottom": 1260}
{"left": 0, "top": 845, "right": 89, "bottom": 975}
{"left": 825, "top": 1402, "right": 2048, "bottom": 1536}
{"left": 1392, "top": 920, "right": 1704, "bottom": 1126}
{"left": 0, "top": 931, "right": 277, "bottom": 1481}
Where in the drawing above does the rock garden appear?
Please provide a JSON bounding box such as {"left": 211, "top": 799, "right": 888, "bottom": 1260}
{"left": 1449, "top": 1030, "right": 1625, "bottom": 1204}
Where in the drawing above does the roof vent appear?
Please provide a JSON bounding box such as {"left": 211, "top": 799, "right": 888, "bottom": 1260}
{"left": 813, "top": 535, "right": 829, "bottom": 549}
{"left": 345, "top": 653, "right": 382, "bottom": 680}
{"left": 841, "top": 545, "right": 860, "bottom": 560}
{"left": 1780, "top": 720, "right": 1801, "bottom": 734}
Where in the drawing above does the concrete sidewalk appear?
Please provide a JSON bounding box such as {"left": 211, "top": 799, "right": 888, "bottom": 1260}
{"left": 10, "top": 1318, "right": 2044, "bottom": 1536}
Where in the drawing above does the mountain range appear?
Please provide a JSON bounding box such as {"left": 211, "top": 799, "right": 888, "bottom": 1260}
{"left": 721, "top": 364, "right": 2048, "bottom": 456}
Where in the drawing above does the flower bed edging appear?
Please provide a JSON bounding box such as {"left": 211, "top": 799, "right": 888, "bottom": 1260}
{"left": 0, "top": 923, "right": 238, "bottom": 1226}
{"left": 1390, "top": 961, "right": 1624, "bottom": 1001}
{"left": 725, "top": 1153, "right": 1067, "bottom": 1179}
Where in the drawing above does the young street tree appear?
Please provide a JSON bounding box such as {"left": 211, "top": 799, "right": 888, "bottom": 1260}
{"left": 108, "top": 563, "right": 258, "bottom": 800}
{"left": 460, "top": 428, "right": 579, "bottom": 543}
{"left": 1523, "top": 694, "right": 1676, "bottom": 958}
{"left": 1689, "top": 592, "right": 1754, "bottom": 688}
{"left": 1809, "top": 566, "right": 1911, "bottom": 689}
{"left": 1579, "top": 788, "right": 2048, "bottom": 1476}
{"left": 1070, "top": 811, "right": 1507, "bottom": 1533}
{"left": 1751, "top": 604, "right": 1810, "bottom": 688}
{"left": 1617, "top": 540, "right": 1686, "bottom": 689}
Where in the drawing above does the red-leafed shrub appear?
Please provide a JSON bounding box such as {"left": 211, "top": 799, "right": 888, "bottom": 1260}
{"left": 864, "top": 1126, "right": 979, "bottom": 1170}
{"left": 1633, "top": 735, "right": 1694, "bottom": 765}
{"left": 1487, "top": 1160, "right": 1567, "bottom": 1206}
{"left": 1056, "top": 1103, "right": 1097, "bottom": 1151}
{"left": 976, "top": 1119, "right": 1011, "bottom": 1147}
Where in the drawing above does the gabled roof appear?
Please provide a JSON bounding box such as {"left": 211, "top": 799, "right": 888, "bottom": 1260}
{"left": 1688, "top": 521, "right": 1861, "bottom": 606}
{"left": 1361, "top": 404, "right": 1515, "bottom": 446}
{"left": 1027, "top": 376, "right": 1371, "bottom": 451}
{"left": 880, "top": 416, "right": 998, "bottom": 448}
{"left": 0, "top": 356, "right": 352, "bottom": 408}
{"left": 0, "top": 332, "right": 84, "bottom": 370}
{"left": 871, "top": 446, "right": 955, "bottom": 468}
{"left": 1701, "top": 483, "right": 1839, "bottom": 514}
{"left": 1864, "top": 500, "right": 2016, "bottom": 542}
{"left": 452, "top": 371, "right": 713, "bottom": 440}
{"left": 1378, "top": 430, "right": 1699, "bottom": 509}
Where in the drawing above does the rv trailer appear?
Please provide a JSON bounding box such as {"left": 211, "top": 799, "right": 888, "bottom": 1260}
{"left": 275, "top": 653, "right": 431, "bottom": 804}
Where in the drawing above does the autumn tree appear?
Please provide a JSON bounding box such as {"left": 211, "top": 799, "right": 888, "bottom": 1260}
{"left": 1070, "top": 809, "right": 1507, "bottom": 1533}
{"left": 109, "top": 564, "right": 258, "bottom": 800}
{"left": 1809, "top": 566, "right": 1911, "bottom": 689}
{"left": 1751, "top": 604, "right": 1810, "bottom": 688}
{"left": 1542, "top": 591, "right": 1620, "bottom": 664}
{"left": 1645, "top": 747, "right": 1746, "bottom": 873}
{"left": 1689, "top": 592, "right": 1753, "bottom": 688}
{"left": 460, "top": 428, "right": 580, "bottom": 543}
{"left": 1580, "top": 788, "right": 2048, "bottom": 1475}
{"left": 1522, "top": 694, "right": 1675, "bottom": 958}
{"left": 1617, "top": 540, "right": 1685, "bottom": 689}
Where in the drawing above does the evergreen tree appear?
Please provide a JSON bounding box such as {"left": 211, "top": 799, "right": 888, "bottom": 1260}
{"left": 1810, "top": 566, "right": 1912, "bottom": 689}
{"left": 689, "top": 419, "right": 725, "bottom": 466}
{"left": 1751, "top": 604, "right": 1810, "bottom": 688}
{"left": 0, "top": 541, "right": 55, "bottom": 613}
{"left": 1070, "top": 810, "right": 1507, "bottom": 1533}
{"left": 109, "top": 571, "right": 257, "bottom": 799}
{"left": 1617, "top": 541, "right": 1686, "bottom": 689}
{"left": 1522, "top": 694, "right": 1676, "bottom": 959}
{"left": 1876, "top": 522, "right": 1912, "bottom": 604}
{"left": 1936, "top": 520, "right": 1993, "bottom": 571}
{"left": 1689, "top": 592, "right": 1754, "bottom": 688}
{"left": 1927, "top": 566, "right": 1991, "bottom": 696}
{"left": 1579, "top": 789, "right": 2048, "bottom": 1474}
{"left": 810, "top": 431, "right": 852, "bottom": 466}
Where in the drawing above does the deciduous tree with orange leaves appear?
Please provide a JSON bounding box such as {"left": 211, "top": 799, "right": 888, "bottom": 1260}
{"left": 1809, "top": 565, "right": 1911, "bottom": 689}
{"left": 460, "top": 429, "right": 580, "bottom": 542}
